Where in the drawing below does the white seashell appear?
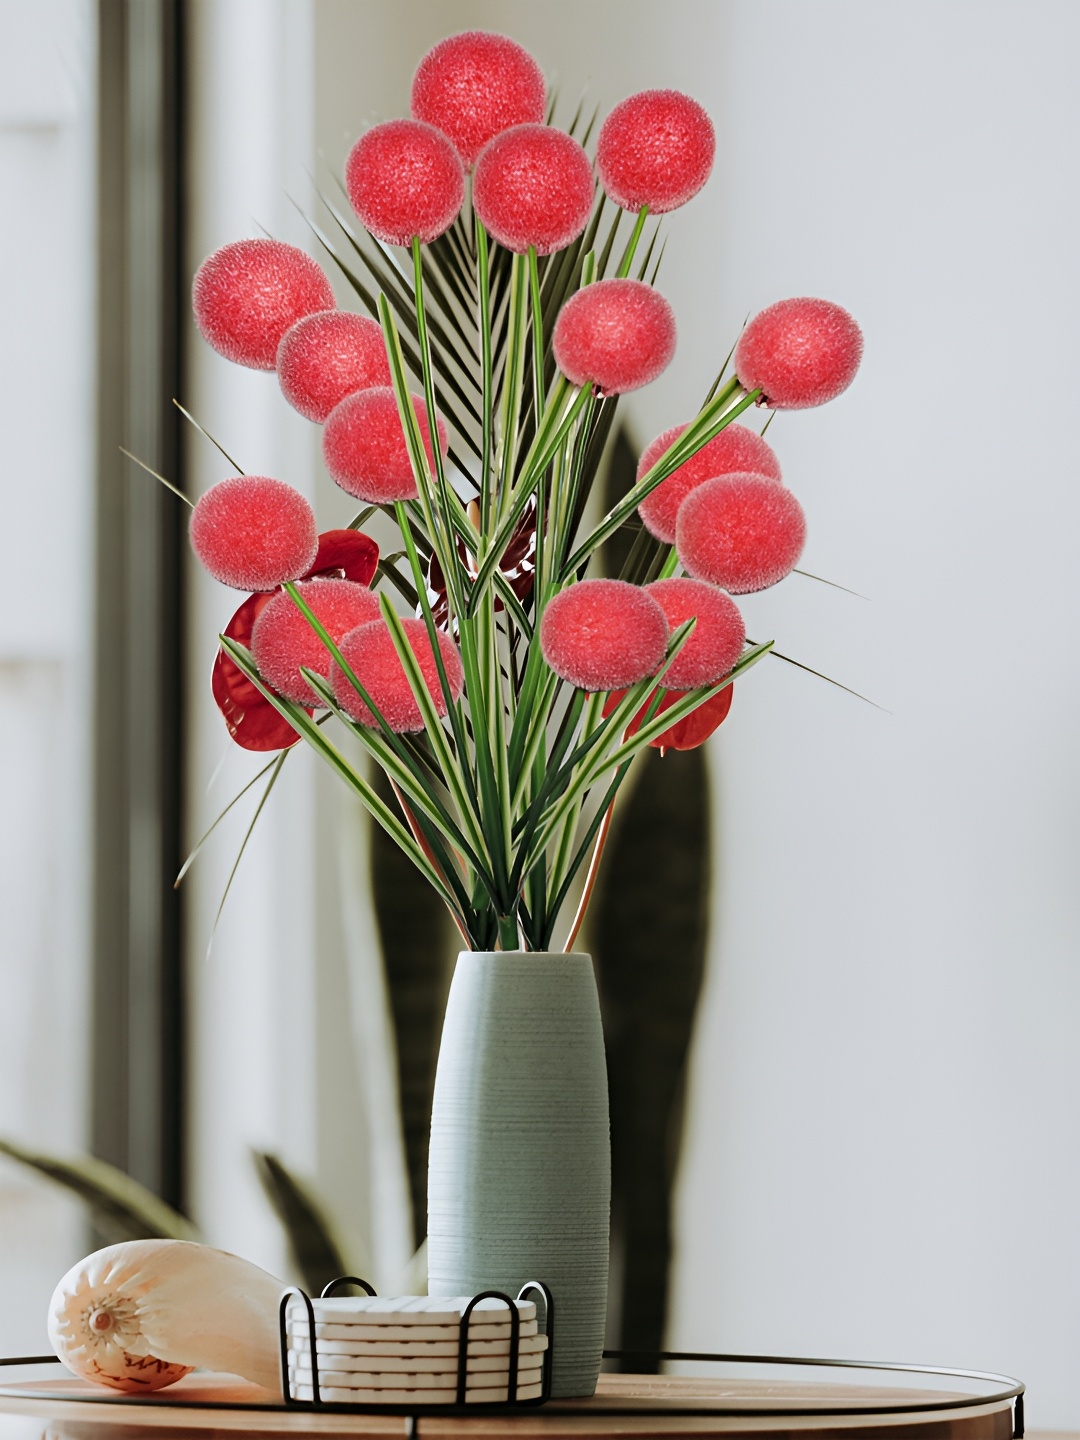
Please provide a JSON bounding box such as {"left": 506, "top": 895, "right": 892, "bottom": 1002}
{"left": 48, "top": 1239, "right": 286, "bottom": 1394}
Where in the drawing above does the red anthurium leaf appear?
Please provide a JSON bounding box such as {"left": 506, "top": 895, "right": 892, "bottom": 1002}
{"left": 210, "top": 530, "right": 377, "bottom": 751}
{"left": 425, "top": 503, "right": 535, "bottom": 629}
{"left": 212, "top": 592, "right": 308, "bottom": 751}
{"left": 602, "top": 682, "right": 734, "bottom": 753}
{"left": 306, "top": 528, "right": 379, "bottom": 586}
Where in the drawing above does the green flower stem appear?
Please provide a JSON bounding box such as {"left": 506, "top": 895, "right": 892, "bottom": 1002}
{"left": 475, "top": 585, "right": 512, "bottom": 868}
{"left": 542, "top": 761, "right": 629, "bottom": 950}
{"left": 383, "top": 520, "right": 488, "bottom": 843}
{"left": 220, "top": 638, "right": 468, "bottom": 927}
{"left": 511, "top": 686, "right": 607, "bottom": 893}
{"left": 658, "top": 546, "right": 680, "bottom": 579}
{"left": 506, "top": 637, "right": 550, "bottom": 779}
{"left": 509, "top": 670, "right": 559, "bottom": 813}
{"left": 528, "top": 246, "right": 545, "bottom": 426}
{"left": 475, "top": 217, "right": 494, "bottom": 530}
{"left": 377, "top": 594, "right": 492, "bottom": 876}
{"left": 382, "top": 320, "right": 494, "bottom": 881}
{"left": 281, "top": 583, "right": 484, "bottom": 876}
{"left": 410, "top": 238, "right": 476, "bottom": 610}
{"left": 550, "top": 390, "right": 598, "bottom": 578}
{"left": 531, "top": 642, "right": 774, "bottom": 872}
{"left": 595, "top": 207, "right": 623, "bottom": 277}
{"left": 449, "top": 586, "right": 514, "bottom": 908}
{"left": 519, "top": 625, "right": 700, "bottom": 872}
{"left": 615, "top": 205, "right": 650, "bottom": 279}
{"left": 470, "top": 381, "right": 589, "bottom": 608}
{"left": 378, "top": 296, "right": 463, "bottom": 613}
{"left": 300, "top": 668, "right": 479, "bottom": 921}
{"left": 497, "top": 252, "right": 530, "bottom": 519}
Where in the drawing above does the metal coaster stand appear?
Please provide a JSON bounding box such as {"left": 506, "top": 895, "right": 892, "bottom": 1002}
{"left": 278, "top": 1274, "right": 555, "bottom": 1415}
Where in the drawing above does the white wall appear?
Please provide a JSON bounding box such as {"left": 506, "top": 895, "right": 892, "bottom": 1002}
{"left": 0, "top": 0, "right": 95, "bottom": 1355}
{"left": 669, "top": 4, "right": 1080, "bottom": 1428}
{"left": 310, "top": 0, "right": 1080, "bottom": 1425}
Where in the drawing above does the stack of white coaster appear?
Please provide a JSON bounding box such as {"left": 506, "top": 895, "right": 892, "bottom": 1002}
{"left": 284, "top": 1295, "right": 547, "bottom": 1405}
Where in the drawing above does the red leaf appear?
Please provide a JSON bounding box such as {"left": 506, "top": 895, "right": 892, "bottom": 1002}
{"left": 212, "top": 592, "right": 307, "bottom": 751}
{"left": 306, "top": 527, "right": 379, "bottom": 585}
{"left": 210, "top": 528, "right": 377, "bottom": 751}
{"left": 602, "top": 682, "right": 734, "bottom": 752}
{"left": 426, "top": 503, "right": 535, "bottom": 629}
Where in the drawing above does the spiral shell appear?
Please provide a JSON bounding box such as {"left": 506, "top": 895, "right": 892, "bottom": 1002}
{"left": 48, "top": 1240, "right": 285, "bottom": 1394}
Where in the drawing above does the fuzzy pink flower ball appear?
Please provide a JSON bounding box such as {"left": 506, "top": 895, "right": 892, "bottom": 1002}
{"left": 323, "top": 387, "right": 448, "bottom": 503}
{"left": 192, "top": 239, "right": 335, "bottom": 371}
{"left": 411, "top": 31, "right": 546, "bottom": 169}
{"left": 251, "top": 579, "right": 381, "bottom": 706}
{"left": 540, "top": 578, "right": 669, "bottom": 692}
{"left": 676, "top": 472, "right": 806, "bottom": 594}
{"left": 735, "top": 297, "right": 863, "bottom": 409}
{"left": 346, "top": 119, "right": 465, "bottom": 247}
{"left": 331, "top": 617, "right": 465, "bottom": 732}
{"left": 596, "top": 89, "right": 715, "bottom": 214}
{"left": 645, "top": 577, "right": 745, "bottom": 688}
{"left": 190, "top": 476, "right": 319, "bottom": 592}
{"left": 277, "top": 311, "right": 392, "bottom": 422}
{"left": 472, "top": 124, "right": 594, "bottom": 256}
{"left": 553, "top": 279, "right": 675, "bottom": 394}
{"left": 637, "top": 422, "right": 782, "bottom": 543}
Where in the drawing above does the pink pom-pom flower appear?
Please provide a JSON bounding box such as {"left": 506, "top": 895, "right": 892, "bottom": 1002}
{"left": 553, "top": 278, "right": 676, "bottom": 394}
{"left": 411, "top": 31, "right": 546, "bottom": 169}
{"left": 472, "top": 124, "right": 594, "bottom": 255}
{"left": 277, "top": 311, "right": 391, "bottom": 422}
{"left": 676, "top": 472, "right": 806, "bottom": 593}
{"left": 192, "top": 239, "right": 335, "bottom": 371}
{"left": 251, "top": 578, "right": 381, "bottom": 706}
{"left": 323, "top": 387, "right": 448, "bottom": 503}
{"left": 645, "top": 577, "right": 745, "bottom": 689}
{"left": 735, "top": 297, "right": 863, "bottom": 409}
{"left": 637, "top": 422, "right": 782, "bottom": 543}
{"left": 331, "top": 616, "right": 465, "bottom": 732}
{"left": 190, "top": 475, "right": 318, "bottom": 591}
{"left": 540, "top": 578, "right": 669, "bottom": 692}
{"left": 346, "top": 119, "right": 465, "bottom": 247}
{"left": 596, "top": 89, "right": 715, "bottom": 214}
{"left": 603, "top": 682, "right": 734, "bottom": 752}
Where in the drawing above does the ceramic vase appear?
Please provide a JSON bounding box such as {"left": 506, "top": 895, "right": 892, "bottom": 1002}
{"left": 427, "top": 951, "right": 610, "bottom": 1399}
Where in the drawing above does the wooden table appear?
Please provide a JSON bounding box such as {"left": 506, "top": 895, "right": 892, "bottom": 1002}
{"left": 0, "top": 1365, "right": 1026, "bottom": 1440}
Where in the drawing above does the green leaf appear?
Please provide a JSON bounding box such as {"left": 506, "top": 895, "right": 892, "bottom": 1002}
{"left": 0, "top": 1139, "right": 198, "bottom": 1243}
{"left": 253, "top": 1151, "right": 354, "bottom": 1295}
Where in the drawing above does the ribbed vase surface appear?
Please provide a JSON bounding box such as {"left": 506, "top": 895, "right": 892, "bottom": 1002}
{"left": 427, "top": 951, "right": 610, "bottom": 1399}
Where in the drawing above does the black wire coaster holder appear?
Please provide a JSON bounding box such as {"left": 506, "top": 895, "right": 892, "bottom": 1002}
{"left": 278, "top": 1274, "right": 555, "bottom": 1414}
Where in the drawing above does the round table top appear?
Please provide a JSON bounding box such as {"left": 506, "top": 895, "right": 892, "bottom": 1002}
{"left": 0, "top": 1365, "right": 1021, "bottom": 1440}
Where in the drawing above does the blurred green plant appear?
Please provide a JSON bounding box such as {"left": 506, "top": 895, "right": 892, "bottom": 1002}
{"left": 0, "top": 1139, "right": 359, "bottom": 1298}
{"left": 0, "top": 1138, "right": 196, "bottom": 1245}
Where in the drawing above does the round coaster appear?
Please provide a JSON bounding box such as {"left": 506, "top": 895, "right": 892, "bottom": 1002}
{"left": 289, "top": 1365, "right": 543, "bottom": 1391}
{"left": 289, "top": 1379, "right": 544, "bottom": 1405}
{"left": 287, "top": 1332, "right": 547, "bottom": 1359}
{"left": 289, "top": 1353, "right": 544, "bottom": 1376}
{"left": 287, "top": 1296, "right": 535, "bottom": 1325}
{"left": 286, "top": 1318, "right": 538, "bottom": 1342}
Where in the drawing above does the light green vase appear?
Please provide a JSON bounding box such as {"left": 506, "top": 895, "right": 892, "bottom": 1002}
{"left": 427, "top": 951, "right": 610, "bottom": 1399}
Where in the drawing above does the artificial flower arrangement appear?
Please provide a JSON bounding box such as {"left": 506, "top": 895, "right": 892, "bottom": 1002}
{"left": 186, "top": 30, "right": 863, "bottom": 955}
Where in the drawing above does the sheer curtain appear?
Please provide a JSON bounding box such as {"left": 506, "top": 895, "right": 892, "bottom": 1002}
{"left": 0, "top": 0, "right": 96, "bottom": 1355}
{"left": 184, "top": 0, "right": 412, "bottom": 1289}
